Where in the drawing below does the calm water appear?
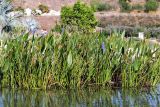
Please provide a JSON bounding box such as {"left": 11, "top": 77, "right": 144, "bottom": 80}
{"left": 0, "top": 85, "right": 160, "bottom": 107}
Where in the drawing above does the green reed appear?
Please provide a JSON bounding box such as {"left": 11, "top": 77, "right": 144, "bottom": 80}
{"left": 0, "top": 31, "right": 159, "bottom": 89}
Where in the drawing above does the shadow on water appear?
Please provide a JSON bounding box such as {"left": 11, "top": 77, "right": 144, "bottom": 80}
{"left": 0, "top": 85, "right": 160, "bottom": 107}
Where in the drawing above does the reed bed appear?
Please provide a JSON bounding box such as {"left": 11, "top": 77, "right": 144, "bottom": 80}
{"left": 0, "top": 32, "right": 159, "bottom": 89}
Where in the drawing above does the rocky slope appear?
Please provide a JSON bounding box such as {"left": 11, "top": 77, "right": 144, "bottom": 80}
{"left": 12, "top": 0, "right": 160, "bottom": 31}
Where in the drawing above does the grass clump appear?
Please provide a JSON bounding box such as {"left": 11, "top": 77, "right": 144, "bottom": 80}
{"left": 91, "top": 1, "right": 112, "bottom": 12}
{"left": 119, "top": 0, "right": 132, "bottom": 12}
{"left": 145, "top": 0, "right": 159, "bottom": 12}
{"left": 0, "top": 31, "right": 160, "bottom": 89}
{"left": 131, "top": 4, "right": 144, "bottom": 11}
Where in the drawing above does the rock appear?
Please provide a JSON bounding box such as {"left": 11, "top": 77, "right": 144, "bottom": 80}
{"left": 32, "top": 9, "right": 42, "bottom": 15}
{"left": 138, "top": 32, "right": 144, "bottom": 40}
{"left": 36, "top": 9, "right": 42, "bottom": 15}
{"left": 7, "top": 11, "right": 24, "bottom": 17}
{"left": 41, "top": 13, "right": 50, "bottom": 16}
{"left": 41, "top": 10, "right": 60, "bottom": 16}
{"left": 25, "top": 8, "right": 32, "bottom": 16}
{"left": 49, "top": 10, "right": 60, "bottom": 16}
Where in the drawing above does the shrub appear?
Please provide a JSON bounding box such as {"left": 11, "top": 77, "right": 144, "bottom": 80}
{"left": 104, "top": 25, "right": 160, "bottom": 38}
{"left": 13, "top": 6, "right": 24, "bottom": 13}
{"left": 38, "top": 4, "right": 49, "bottom": 13}
{"left": 131, "top": 4, "right": 144, "bottom": 11}
{"left": 61, "top": 1, "right": 97, "bottom": 33}
{"left": 91, "top": 2, "right": 112, "bottom": 11}
{"left": 119, "top": 0, "right": 132, "bottom": 12}
{"left": 145, "top": 0, "right": 159, "bottom": 12}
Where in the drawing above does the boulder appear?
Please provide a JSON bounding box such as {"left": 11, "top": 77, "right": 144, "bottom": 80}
{"left": 35, "top": 9, "right": 42, "bottom": 15}
{"left": 49, "top": 10, "right": 60, "bottom": 16}
{"left": 25, "top": 8, "right": 32, "bottom": 16}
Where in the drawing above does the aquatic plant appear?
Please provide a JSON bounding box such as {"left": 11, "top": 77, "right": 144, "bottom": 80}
{"left": 0, "top": 31, "right": 159, "bottom": 89}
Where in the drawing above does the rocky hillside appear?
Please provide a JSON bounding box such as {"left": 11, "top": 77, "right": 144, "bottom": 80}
{"left": 12, "top": 0, "right": 160, "bottom": 31}
{"left": 13, "top": 0, "right": 119, "bottom": 10}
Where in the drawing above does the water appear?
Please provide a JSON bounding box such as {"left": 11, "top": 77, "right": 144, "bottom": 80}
{"left": 0, "top": 85, "right": 160, "bottom": 107}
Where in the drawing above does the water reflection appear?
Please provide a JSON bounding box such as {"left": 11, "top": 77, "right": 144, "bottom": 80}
{"left": 0, "top": 85, "right": 160, "bottom": 107}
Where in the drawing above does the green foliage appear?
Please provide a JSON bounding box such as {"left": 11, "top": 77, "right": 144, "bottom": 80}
{"left": 119, "top": 0, "right": 132, "bottom": 12}
{"left": 131, "top": 4, "right": 144, "bottom": 11}
{"left": 91, "top": 1, "right": 112, "bottom": 11}
{"left": 38, "top": 4, "right": 49, "bottom": 13}
{"left": 0, "top": 31, "right": 160, "bottom": 89}
{"left": 104, "top": 26, "right": 160, "bottom": 38}
{"left": 61, "top": 1, "right": 97, "bottom": 33}
{"left": 52, "top": 23, "right": 62, "bottom": 33}
{"left": 145, "top": 0, "right": 159, "bottom": 12}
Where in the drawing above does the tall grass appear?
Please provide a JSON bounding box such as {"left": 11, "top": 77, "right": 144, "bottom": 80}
{"left": 0, "top": 31, "right": 159, "bottom": 89}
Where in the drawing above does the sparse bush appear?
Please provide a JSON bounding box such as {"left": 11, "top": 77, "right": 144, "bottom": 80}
{"left": 61, "top": 1, "right": 97, "bottom": 33}
{"left": 14, "top": 6, "right": 24, "bottom": 13}
{"left": 91, "top": 1, "right": 112, "bottom": 11}
{"left": 145, "top": 0, "right": 159, "bottom": 12}
{"left": 131, "top": 4, "right": 144, "bottom": 11}
{"left": 38, "top": 4, "right": 49, "bottom": 13}
{"left": 119, "top": 0, "right": 132, "bottom": 12}
{"left": 104, "top": 25, "right": 160, "bottom": 38}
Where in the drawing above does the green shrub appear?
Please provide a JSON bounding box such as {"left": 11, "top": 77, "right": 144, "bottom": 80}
{"left": 61, "top": 1, "right": 97, "bottom": 33}
{"left": 91, "top": 2, "right": 112, "bottom": 11}
{"left": 119, "top": 0, "right": 132, "bottom": 12}
{"left": 104, "top": 25, "right": 160, "bottom": 38}
{"left": 38, "top": 4, "right": 49, "bottom": 13}
{"left": 145, "top": 0, "right": 159, "bottom": 12}
{"left": 131, "top": 4, "right": 144, "bottom": 11}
